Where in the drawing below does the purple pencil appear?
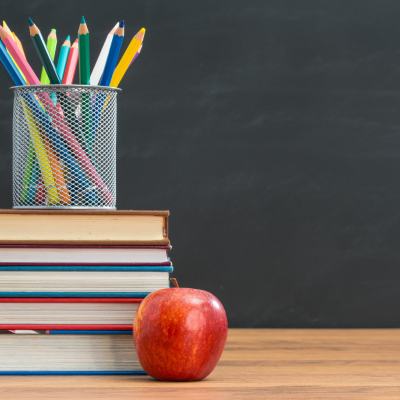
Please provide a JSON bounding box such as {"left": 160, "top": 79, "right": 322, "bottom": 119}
{"left": 129, "top": 44, "right": 142, "bottom": 67}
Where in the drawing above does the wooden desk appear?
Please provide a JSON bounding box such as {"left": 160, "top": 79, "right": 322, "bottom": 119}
{"left": 1, "top": 329, "right": 399, "bottom": 399}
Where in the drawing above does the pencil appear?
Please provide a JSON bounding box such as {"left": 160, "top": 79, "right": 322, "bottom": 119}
{"left": 62, "top": 39, "right": 78, "bottom": 84}
{"left": 20, "top": 142, "right": 36, "bottom": 204}
{"left": 56, "top": 36, "right": 70, "bottom": 82}
{"left": 0, "top": 40, "right": 18, "bottom": 84}
{"left": 129, "top": 43, "right": 143, "bottom": 67}
{"left": 29, "top": 19, "right": 61, "bottom": 84}
{"left": 0, "top": 37, "right": 26, "bottom": 86}
{"left": 21, "top": 98, "right": 60, "bottom": 205}
{"left": 25, "top": 158, "right": 41, "bottom": 204}
{"left": 78, "top": 16, "right": 90, "bottom": 85}
{"left": 110, "top": 28, "right": 145, "bottom": 88}
{"left": 100, "top": 20, "right": 124, "bottom": 86}
{"left": 0, "top": 25, "right": 40, "bottom": 85}
{"left": 2, "top": 22, "right": 28, "bottom": 84}
{"left": 11, "top": 32, "right": 26, "bottom": 59}
{"left": 40, "top": 126, "right": 71, "bottom": 204}
{"left": 40, "top": 28, "right": 58, "bottom": 85}
{"left": 91, "top": 22, "right": 118, "bottom": 86}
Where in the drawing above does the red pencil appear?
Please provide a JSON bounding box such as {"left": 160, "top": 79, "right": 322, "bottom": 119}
{"left": 62, "top": 38, "right": 78, "bottom": 84}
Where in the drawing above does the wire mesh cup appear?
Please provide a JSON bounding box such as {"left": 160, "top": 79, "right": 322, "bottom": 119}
{"left": 11, "top": 85, "right": 120, "bottom": 209}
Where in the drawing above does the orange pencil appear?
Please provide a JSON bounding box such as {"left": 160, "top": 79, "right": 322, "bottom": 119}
{"left": 41, "top": 130, "right": 71, "bottom": 205}
{"left": 62, "top": 39, "right": 78, "bottom": 84}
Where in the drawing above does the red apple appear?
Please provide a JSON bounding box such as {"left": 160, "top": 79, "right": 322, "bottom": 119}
{"left": 133, "top": 280, "right": 228, "bottom": 381}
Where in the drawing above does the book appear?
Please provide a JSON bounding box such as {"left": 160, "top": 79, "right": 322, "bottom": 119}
{"left": 0, "top": 298, "right": 141, "bottom": 329}
{"left": 0, "top": 210, "right": 169, "bottom": 245}
{"left": 0, "top": 245, "right": 171, "bottom": 265}
{"left": 0, "top": 266, "right": 171, "bottom": 296}
{"left": 0, "top": 330, "right": 144, "bottom": 374}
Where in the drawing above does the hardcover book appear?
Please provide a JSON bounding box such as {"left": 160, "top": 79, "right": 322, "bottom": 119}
{"left": 0, "top": 210, "right": 169, "bottom": 245}
{"left": 0, "top": 266, "right": 172, "bottom": 297}
{"left": 0, "top": 298, "right": 142, "bottom": 329}
{"left": 0, "top": 245, "right": 171, "bottom": 266}
{"left": 0, "top": 330, "right": 144, "bottom": 374}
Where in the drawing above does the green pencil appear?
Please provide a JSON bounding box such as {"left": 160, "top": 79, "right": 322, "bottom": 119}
{"left": 40, "top": 29, "right": 57, "bottom": 84}
{"left": 78, "top": 16, "right": 90, "bottom": 85}
{"left": 78, "top": 16, "right": 92, "bottom": 153}
{"left": 28, "top": 18, "right": 61, "bottom": 84}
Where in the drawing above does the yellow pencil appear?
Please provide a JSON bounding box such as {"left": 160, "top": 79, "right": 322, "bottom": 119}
{"left": 110, "top": 28, "right": 145, "bottom": 87}
{"left": 21, "top": 99, "right": 59, "bottom": 205}
{"left": 3, "top": 21, "right": 28, "bottom": 83}
{"left": 11, "top": 32, "right": 26, "bottom": 59}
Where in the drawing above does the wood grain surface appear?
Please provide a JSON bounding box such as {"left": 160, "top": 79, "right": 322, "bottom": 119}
{"left": 1, "top": 329, "right": 400, "bottom": 399}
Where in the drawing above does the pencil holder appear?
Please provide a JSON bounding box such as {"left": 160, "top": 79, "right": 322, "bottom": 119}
{"left": 11, "top": 84, "right": 120, "bottom": 209}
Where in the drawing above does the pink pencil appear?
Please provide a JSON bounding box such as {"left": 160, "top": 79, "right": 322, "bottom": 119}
{"left": 0, "top": 25, "right": 40, "bottom": 84}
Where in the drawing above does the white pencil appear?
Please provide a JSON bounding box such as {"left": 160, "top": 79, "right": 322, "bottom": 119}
{"left": 90, "top": 22, "right": 118, "bottom": 85}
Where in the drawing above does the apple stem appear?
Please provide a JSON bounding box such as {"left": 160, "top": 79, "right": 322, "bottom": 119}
{"left": 170, "top": 278, "right": 179, "bottom": 288}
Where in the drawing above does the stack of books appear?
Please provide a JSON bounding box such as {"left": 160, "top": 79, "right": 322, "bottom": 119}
{"left": 0, "top": 209, "right": 171, "bottom": 375}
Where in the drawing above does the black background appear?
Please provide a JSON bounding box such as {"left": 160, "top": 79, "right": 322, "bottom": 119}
{"left": 1, "top": 0, "right": 400, "bottom": 327}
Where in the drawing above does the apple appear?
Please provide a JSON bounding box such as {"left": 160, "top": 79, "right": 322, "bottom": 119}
{"left": 133, "top": 279, "right": 228, "bottom": 381}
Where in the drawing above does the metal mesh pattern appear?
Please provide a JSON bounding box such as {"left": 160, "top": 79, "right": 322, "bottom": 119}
{"left": 12, "top": 85, "right": 119, "bottom": 209}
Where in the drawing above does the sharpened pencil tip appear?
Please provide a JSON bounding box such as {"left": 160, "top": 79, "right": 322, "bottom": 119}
{"left": 51, "top": 28, "right": 56, "bottom": 33}
{"left": 66, "top": 35, "right": 70, "bottom": 41}
{"left": 140, "top": 28, "right": 146, "bottom": 33}
{"left": 119, "top": 20, "right": 124, "bottom": 28}
{"left": 28, "top": 18, "right": 34, "bottom": 26}
{"left": 81, "top": 16, "right": 86, "bottom": 24}
{"left": 2, "top": 21, "right": 7, "bottom": 27}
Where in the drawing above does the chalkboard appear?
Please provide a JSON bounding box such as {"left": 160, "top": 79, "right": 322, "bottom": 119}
{"left": 1, "top": 0, "right": 400, "bottom": 327}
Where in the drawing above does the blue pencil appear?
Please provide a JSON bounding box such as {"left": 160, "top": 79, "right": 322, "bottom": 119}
{"left": 99, "top": 20, "right": 124, "bottom": 86}
{"left": 0, "top": 39, "right": 25, "bottom": 85}
{"left": 56, "top": 36, "right": 70, "bottom": 82}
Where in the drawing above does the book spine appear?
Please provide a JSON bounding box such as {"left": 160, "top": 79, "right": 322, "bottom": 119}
{"left": 0, "top": 298, "right": 144, "bottom": 303}
{"left": 0, "top": 266, "right": 173, "bottom": 271}
{"left": 0, "top": 293, "right": 151, "bottom": 297}
{"left": 0, "top": 325, "right": 133, "bottom": 330}
{"left": 0, "top": 261, "right": 172, "bottom": 266}
{"left": 0, "top": 371, "right": 146, "bottom": 375}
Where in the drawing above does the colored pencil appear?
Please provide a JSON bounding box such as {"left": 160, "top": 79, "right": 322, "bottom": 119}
{"left": 0, "top": 40, "right": 15, "bottom": 83}
{"left": 56, "top": 36, "right": 70, "bottom": 81}
{"left": 100, "top": 20, "right": 124, "bottom": 86}
{"left": 78, "top": 16, "right": 90, "bottom": 85}
{"left": 2, "top": 22, "right": 27, "bottom": 84}
{"left": 110, "top": 28, "right": 144, "bottom": 88}
{"left": 0, "top": 36, "right": 26, "bottom": 86}
{"left": 40, "top": 29, "right": 58, "bottom": 85}
{"left": 25, "top": 158, "right": 41, "bottom": 204}
{"left": 11, "top": 32, "right": 26, "bottom": 59}
{"left": 40, "top": 126, "right": 71, "bottom": 204}
{"left": 29, "top": 19, "right": 61, "bottom": 84}
{"left": 129, "top": 43, "right": 142, "bottom": 67}
{"left": 0, "top": 25, "right": 39, "bottom": 85}
{"left": 78, "top": 17, "right": 92, "bottom": 152}
{"left": 62, "top": 39, "right": 78, "bottom": 84}
{"left": 20, "top": 142, "right": 36, "bottom": 204}
{"left": 21, "top": 98, "right": 59, "bottom": 205}
{"left": 91, "top": 22, "right": 118, "bottom": 86}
